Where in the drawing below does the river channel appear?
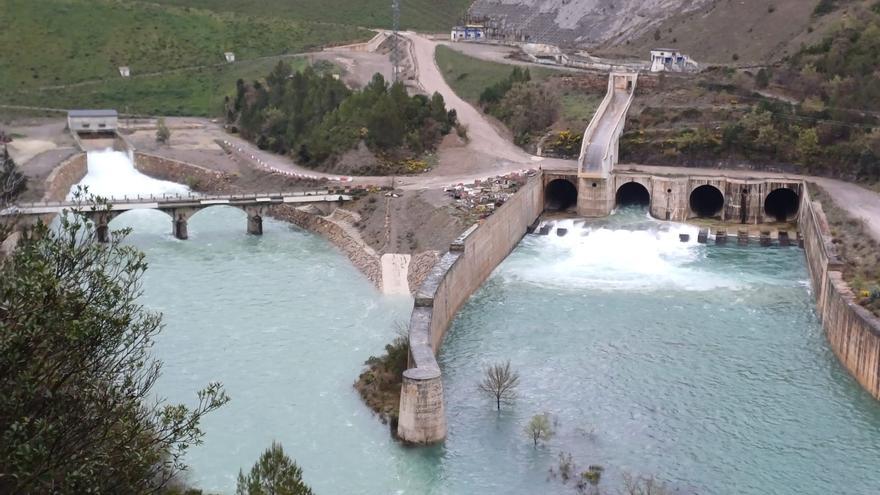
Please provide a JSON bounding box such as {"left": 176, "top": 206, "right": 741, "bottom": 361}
{"left": 78, "top": 151, "right": 880, "bottom": 494}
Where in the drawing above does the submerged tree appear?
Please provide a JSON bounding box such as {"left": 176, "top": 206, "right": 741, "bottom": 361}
{"left": 525, "top": 413, "right": 554, "bottom": 447}
{"left": 478, "top": 360, "right": 520, "bottom": 410}
{"left": 0, "top": 191, "right": 228, "bottom": 493}
{"left": 236, "top": 441, "right": 313, "bottom": 495}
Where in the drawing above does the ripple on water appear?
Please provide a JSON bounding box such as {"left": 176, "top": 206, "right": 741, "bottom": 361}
{"left": 439, "top": 208, "right": 880, "bottom": 495}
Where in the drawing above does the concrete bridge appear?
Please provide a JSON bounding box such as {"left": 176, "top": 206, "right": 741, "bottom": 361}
{"left": 3, "top": 190, "right": 352, "bottom": 241}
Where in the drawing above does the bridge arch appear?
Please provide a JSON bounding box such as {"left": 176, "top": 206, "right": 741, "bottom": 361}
{"left": 616, "top": 181, "right": 650, "bottom": 207}
{"left": 545, "top": 179, "right": 578, "bottom": 211}
{"left": 764, "top": 188, "right": 800, "bottom": 222}
{"left": 689, "top": 185, "right": 724, "bottom": 218}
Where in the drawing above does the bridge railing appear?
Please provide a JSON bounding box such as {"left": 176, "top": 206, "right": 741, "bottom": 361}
{"left": 599, "top": 73, "right": 638, "bottom": 175}
{"left": 577, "top": 74, "right": 615, "bottom": 175}
{"left": 6, "top": 188, "right": 375, "bottom": 210}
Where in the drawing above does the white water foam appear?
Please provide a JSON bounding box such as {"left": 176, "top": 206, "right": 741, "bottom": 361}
{"left": 70, "top": 149, "right": 190, "bottom": 199}
{"left": 502, "top": 213, "right": 745, "bottom": 292}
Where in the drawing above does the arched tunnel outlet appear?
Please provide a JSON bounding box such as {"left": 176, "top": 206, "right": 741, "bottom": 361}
{"left": 545, "top": 179, "right": 578, "bottom": 211}
{"left": 764, "top": 188, "right": 800, "bottom": 222}
{"left": 616, "top": 182, "right": 650, "bottom": 207}
{"left": 689, "top": 185, "right": 725, "bottom": 218}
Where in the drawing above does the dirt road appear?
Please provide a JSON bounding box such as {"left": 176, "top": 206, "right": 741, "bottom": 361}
{"left": 404, "top": 32, "right": 534, "bottom": 164}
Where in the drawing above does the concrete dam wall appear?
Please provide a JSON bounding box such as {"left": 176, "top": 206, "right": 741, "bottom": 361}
{"left": 800, "top": 187, "right": 880, "bottom": 400}
{"left": 398, "top": 174, "right": 544, "bottom": 443}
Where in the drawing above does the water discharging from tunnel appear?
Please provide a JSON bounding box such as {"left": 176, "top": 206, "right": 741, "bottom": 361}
{"left": 70, "top": 149, "right": 189, "bottom": 199}
{"left": 69, "top": 153, "right": 880, "bottom": 494}
{"left": 438, "top": 207, "right": 880, "bottom": 494}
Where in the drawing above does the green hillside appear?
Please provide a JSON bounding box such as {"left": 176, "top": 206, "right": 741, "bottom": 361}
{"left": 0, "top": 0, "right": 369, "bottom": 114}
{"left": 8, "top": 57, "right": 310, "bottom": 117}
{"left": 139, "top": 0, "right": 472, "bottom": 32}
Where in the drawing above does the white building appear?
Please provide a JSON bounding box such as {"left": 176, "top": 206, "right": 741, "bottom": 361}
{"left": 650, "top": 49, "right": 698, "bottom": 73}
{"left": 67, "top": 109, "right": 118, "bottom": 134}
{"left": 224, "top": 52, "right": 236, "bottom": 63}
{"left": 451, "top": 25, "right": 486, "bottom": 41}
{"left": 118, "top": 66, "right": 131, "bottom": 78}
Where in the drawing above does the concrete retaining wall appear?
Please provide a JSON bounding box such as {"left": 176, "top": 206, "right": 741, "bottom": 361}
{"left": 397, "top": 174, "right": 544, "bottom": 443}
{"left": 800, "top": 186, "right": 880, "bottom": 399}
{"left": 43, "top": 153, "right": 87, "bottom": 202}
{"left": 134, "top": 152, "right": 235, "bottom": 193}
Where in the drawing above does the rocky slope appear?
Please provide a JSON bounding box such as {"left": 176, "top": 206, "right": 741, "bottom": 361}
{"left": 469, "top": 0, "right": 828, "bottom": 63}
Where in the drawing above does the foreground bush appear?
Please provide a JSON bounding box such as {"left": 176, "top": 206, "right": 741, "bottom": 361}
{"left": 0, "top": 193, "right": 227, "bottom": 493}
{"left": 236, "top": 442, "right": 313, "bottom": 495}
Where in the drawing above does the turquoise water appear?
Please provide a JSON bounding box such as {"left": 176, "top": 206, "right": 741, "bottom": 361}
{"left": 438, "top": 210, "right": 880, "bottom": 494}
{"left": 119, "top": 208, "right": 423, "bottom": 493}
{"left": 84, "top": 152, "right": 880, "bottom": 494}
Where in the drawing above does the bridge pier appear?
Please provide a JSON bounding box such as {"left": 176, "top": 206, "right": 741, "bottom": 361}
{"left": 247, "top": 214, "right": 263, "bottom": 235}
{"left": 173, "top": 215, "right": 188, "bottom": 240}
{"left": 168, "top": 208, "right": 195, "bottom": 240}
{"left": 90, "top": 211, "right": 116, "bottom": 243}
{"left": 245, "top": 207, "right": 265, "bottom": 236}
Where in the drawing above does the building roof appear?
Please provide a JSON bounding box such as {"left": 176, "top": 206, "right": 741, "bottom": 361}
{"left": 68, "top": 109, "right": 118, "bottom": 118}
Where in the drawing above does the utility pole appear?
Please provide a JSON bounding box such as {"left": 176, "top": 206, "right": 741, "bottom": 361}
{"left": 391, "top": 0, "right": 401, "bottom": 83}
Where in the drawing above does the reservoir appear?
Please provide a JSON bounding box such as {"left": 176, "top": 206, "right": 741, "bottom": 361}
{"left": 79, "top": 152, "right": 880, "bottom": 493}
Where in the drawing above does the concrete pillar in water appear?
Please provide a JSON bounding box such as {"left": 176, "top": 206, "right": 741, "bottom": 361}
{"left": 779, "top": 231, "right": 791, "bottom": 247}
{"left": 92, "top": 212, "right": 114, "bottom": 243}
{"left": 576, "top": 178, "right": 613, "bottom": 217}
{"left": 96, "top": 222, "right": 110, "bottom": 243}
{"left": 397, "top": 367, "right": 446, "bottom": 444}
{"left": 174, "top": 215, "right": 188, "bottom": 240}
{"left": 247, "top": 214, "right": 263, "bottom": 235}
{"left": 169, "top": 208, "right": 194, "bottom": 240}
{"left": 737, "top": 230, "right": 749, "bottom": 246}
{"left": 697, "top": 228, "right": 709, "bottom": 244}
{"left": 715, "top": 229, "right": 728, "bottom": 245}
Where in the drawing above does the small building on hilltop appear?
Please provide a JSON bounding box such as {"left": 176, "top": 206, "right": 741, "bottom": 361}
{"left": 650, "top": 49, "right": 698, "bottom": 73}
{"left": 451, "top": 24, "right": 486, "bottom": 41}
{"left": 224, "top": 52, "right": 236, "bottom": 63}
{"left": 67, "top": 109, "right": 118, "bottom": 135}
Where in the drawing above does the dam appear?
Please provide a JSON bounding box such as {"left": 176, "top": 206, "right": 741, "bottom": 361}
{"left": 50, "top": 144, "right": 880, "bottom": 493}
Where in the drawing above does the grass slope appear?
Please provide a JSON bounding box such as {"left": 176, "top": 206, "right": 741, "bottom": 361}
{"left": 8, "top": 57, "right": 309, "bottom": 117}
{"left": 434, "top": 45, "right": 560, "bottom": 102}
{"left": 0, "top": 0, "right": 369, "bottom": 113}
{"left": 139, "top": 0, "right": 472, "bottom": 32}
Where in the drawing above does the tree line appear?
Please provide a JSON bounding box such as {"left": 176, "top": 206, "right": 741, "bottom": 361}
{"left": 226, "top": 63, "right": 458, "bottom": 171}
{"left": 477, "top": 67, "right": 560, "bottom": 146}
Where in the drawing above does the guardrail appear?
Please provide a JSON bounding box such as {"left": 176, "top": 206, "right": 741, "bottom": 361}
{"left": 577, "top": 74, "right": 615, "bottom": 174}
{"left": 1, "top": 189, "right": 366, "bottom": 216}
{"left": 600, "top": 73, "right": 638, "bottom": 173}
